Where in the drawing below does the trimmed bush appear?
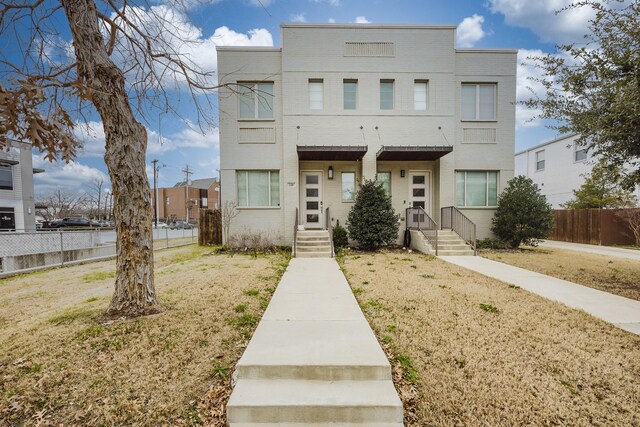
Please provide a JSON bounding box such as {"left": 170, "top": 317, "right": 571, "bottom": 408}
{"left": 332, "top": 223, "right": 349, "bottom": 249}
{"left": 347, "top": 179, "right": 400, "bottom": 250}
{"left": 491, "top": 176, "right": 554, "bottom": 249}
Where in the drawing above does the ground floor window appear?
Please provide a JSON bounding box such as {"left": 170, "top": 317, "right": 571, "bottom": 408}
{"left": 237, "top": 170, "right": 280, "bottom": 207}
{"left": 456, "top": 171, "right": 498, "bottom": 207}
{"left": 342, "top": 172, "right": 356, "bottom": 202}
{"left": 376, "top": 172, "right": 391, "bottom": 197}
{"left": 0, "top": 207, "right": 15, "bottom": 230}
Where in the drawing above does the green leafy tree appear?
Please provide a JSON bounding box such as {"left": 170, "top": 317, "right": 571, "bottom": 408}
{"left": 523, "top": 0, "right": 640, "bottom": 190}
{"left": 563, "top": 162, "right": 636, "bottom": 209}
{"left": 491, "top": 176, "right": 554, "bottom": 249}
{"left": 347, "top": 179, "right": 399, "bottom": 251}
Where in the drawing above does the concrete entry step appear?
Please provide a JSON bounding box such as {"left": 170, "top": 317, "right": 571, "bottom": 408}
{"left": 232, "top": 423, "right": 403, "bottom": 427}
{"left": 227, "top": 379, "right": 403, "bottom": 424}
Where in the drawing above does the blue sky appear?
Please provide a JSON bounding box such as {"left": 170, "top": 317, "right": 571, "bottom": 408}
{"left": 30, "top": 0, "right": 597, "bottom": 196}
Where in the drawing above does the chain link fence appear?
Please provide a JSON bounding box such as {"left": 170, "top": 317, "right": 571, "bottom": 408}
{"left": 0, "top": 227, "right": 198, "bottom": 276}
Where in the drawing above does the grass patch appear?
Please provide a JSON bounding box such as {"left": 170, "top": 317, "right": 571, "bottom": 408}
{"left": 479, "top": 303, "right": 499, "bottom": 313}
{"left": 81, "top": 271, "right": 115, "bottom": 282}
{"left": 234, "top": 304, "right": 247, "bottom": 313}
{"left": 243, "top": 288, "right": 260, "bottom": 297}
{"left": 48, "top": 307, "right": 97, "bottom": 325}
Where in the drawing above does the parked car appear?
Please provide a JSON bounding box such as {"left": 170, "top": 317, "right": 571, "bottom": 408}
{"left": 47, "top": 217, "right": 91, "bottom": 228}
{"left": 170, "top": 221, "right": 194, "bottom": 229}
{"left": 153, "top": 221, "right": 169, "bottom": 229}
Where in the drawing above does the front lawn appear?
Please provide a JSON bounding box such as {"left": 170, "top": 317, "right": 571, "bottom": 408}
{"left": 480, "top": 246, "right": 640, "bottom": 301}
{"left": 340, "top": 250, "right": 640, "bottom": 426}
{"left": 0, "top": 245, "right": 288, "bottom": 426}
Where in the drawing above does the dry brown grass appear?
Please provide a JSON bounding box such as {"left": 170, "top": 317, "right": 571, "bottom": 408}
{"left": 340, "top": 249, "right": 640, "bottom": 426}
{"left": 0, "top": 245, "right": 289, "bottom": 426}
{"left": 480, "top": 246, "right": 640, "bottom": 301}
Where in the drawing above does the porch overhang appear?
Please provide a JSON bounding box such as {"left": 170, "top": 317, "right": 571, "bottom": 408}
{"left": 297, "top": 145, "right": 368, "bottom": 161}
{"left": 376, "top": 145, "right": 453, "bottom": 161}
{"left": 0, "top": 159, "right": 19, "bottom": 166}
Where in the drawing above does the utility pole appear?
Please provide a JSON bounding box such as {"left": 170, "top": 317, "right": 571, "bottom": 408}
{"left": 152, "top": 159, "right": 159, "bottom": 228}
{"left": 182, "top": 164, "right": 193, "bottom": 221}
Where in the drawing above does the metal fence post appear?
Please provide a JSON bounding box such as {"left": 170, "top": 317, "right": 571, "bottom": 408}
{"left": 59, "top": 231, "right": 64, "bottom": 266}
{"left": 165, "top": 228, "right": 169, "bottom": 248}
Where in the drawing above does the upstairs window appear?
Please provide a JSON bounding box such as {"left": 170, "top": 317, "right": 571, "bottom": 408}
{"left": 461, "top": 83, "right": 496, "bottom": 120}
{"left": 0, "top": 165, "right": 13, "bottom": 190}
{"left": 343, "top": 80, "right": 358, "bottom": 110}
{"left": 239, "top": 82, "right": 274, "bottom": 119}
{"left": 536, "top": 150, "right": 545, "bottom": 171}
{"left": 414, "top": 80, "right": 428, "bottom": 110}
{"left": 309, "top": 79, "right": 324, "bottom": 110}
{"left": 380, "top": 80, "right": 394, "bottom": 110}
{"left": 575, "top": 145, "right": 588, "bottom": 162}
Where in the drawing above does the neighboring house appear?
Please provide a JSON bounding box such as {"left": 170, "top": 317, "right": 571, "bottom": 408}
{"left": 217, "top": 24, "right": 516, "bottom": 245}
{"left": 515, "top": 134, "right": 640, "bottom": 208}
{"left": 156, "top": 178, "right": 220, "bottom": 222}
{"left": 0, "top": 140, "right": 43, "bottom": 231}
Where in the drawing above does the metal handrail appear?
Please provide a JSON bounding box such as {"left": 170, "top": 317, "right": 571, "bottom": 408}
{"left": 406, "top": 207, "right": 439, "bottom": 256}
{"left": 441, "top": 206, "right": 477, "bottom": 255}
{"left": 325, "top": 207, "right": 334, "bottom": 258}
{"left": 293, "top": 207, "right": 298, "bottom": 258}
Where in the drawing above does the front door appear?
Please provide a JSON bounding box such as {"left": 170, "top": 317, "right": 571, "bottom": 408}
{"left": 301, "top": 171, "right": 323, "bottom": 229}
{"left": 408, "top": 171, "right": 429, "bottom": 214}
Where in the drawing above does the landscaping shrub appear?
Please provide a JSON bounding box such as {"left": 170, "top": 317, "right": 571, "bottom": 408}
{"left": 347, "top": 179, "right": 399, "bottom": 250}
{"left": 227, "top": 228, "right": 280, "bottom": 252}
{"left": 332, "top": 222, "right": 349, "bottom": 249}
{"left": 491, "top": 176, "right": 554, "bottom": 249}
{"left": 476, "top": 238, "right": 510, "bottom": 250}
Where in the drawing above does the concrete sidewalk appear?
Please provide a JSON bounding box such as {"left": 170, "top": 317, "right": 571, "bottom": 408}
{"left": 539, "top": 240, "right": 640, "bottom": 261}
{"left": 226, "top": 258, "right": 403, "bottom": 426}
{"left": 441, "top": 256, "right": 640, "bottom": 335}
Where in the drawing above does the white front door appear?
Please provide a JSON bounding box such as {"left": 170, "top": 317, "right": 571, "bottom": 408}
{"left": 408, "top": 171, "right": 430, "bottom": 214}
{"left": 301, "top": 171, "right": 323, "bottom": 229}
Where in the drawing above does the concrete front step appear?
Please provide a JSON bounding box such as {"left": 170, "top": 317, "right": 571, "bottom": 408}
{"left": 297, "top": 240, "right": 331, "bottom": 246}
{"left": 437, "top": 244, "right": 471, "bottom": 251}
{"left": 296, "top": 251, "right": 332, "bottom": 258}
{"left": 227, "top": 379, "right": 403, "bottom": 424}
{"left": 438, "top": 249, "right": 475, "bottom": 256}
{"left": 232, "top": 423, "right": 403, "bottom": 427}
{"left": 297, "top": 236, "right": 331, "bottom": 242}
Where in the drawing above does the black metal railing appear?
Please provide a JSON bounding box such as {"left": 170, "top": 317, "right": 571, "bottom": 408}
{"left": 406, "top": 207, "right": 439, "bottom": 255}
{"left": 441, "top": 206, "right": 477, "bottom": 255}
{"left": 325, "top": 207, "right": 334, "bottom": 258}
{"left": 293, "top": 207, "right": 298, "bottom": 258}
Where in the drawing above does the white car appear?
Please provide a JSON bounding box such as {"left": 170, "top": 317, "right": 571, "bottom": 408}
{"left": 153, "top": 221, "right": 169, "bottom": 229}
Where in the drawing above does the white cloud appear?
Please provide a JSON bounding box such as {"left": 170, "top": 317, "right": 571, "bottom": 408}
{"left": 147, "top": 125, "right": 219, "bottom": 155}
{"left": 311, "top": 0, "right": 341, "bottom": 6}
{"left": 250, "top": 0, "right": 273, "bottom": 6}
{"left": 489, "top": 0, "right": 595, "bottom": 44}
{"left": 456, "top": 14, "right": 487, "bottom": 48}
{"left": 290, "top": 13, "right": 307, "bottom": 23}
{"left": 354, "top": 16, "right": 371, "bottom": 23}
{"left": 515, "top": 49, "right": 553, "bottom": 129}
{"left": 328, "top": 18, "right": 336, "bottom": 23}
{"left": 33, "top": 156, "right": 109, "bottom": 194}
{"left": 74, "top": 121, "right": 106, "bottom": 157}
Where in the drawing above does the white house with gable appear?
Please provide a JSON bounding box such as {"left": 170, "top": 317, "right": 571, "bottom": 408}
{"left": 217, "top": 23, "right": 517, "bottom": 254}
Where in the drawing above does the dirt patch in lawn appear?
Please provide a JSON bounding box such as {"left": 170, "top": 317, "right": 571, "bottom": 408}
{"left": 480, "top": 246, "right": 640, "bottom": 301}
{"left": 340, "top": 249, "right": 640, "bottom": 426}
{"left": 0, "top": 245, "right": 289, "bottom": 426}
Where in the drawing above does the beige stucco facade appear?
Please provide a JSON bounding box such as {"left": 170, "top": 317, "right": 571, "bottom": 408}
{"left": 218, "top": 24, "right": 516, "bottom": 245}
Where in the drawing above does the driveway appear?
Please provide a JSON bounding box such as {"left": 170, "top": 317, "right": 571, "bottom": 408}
{"left": 539, "top": 240, "right": 640, "bottom": 261}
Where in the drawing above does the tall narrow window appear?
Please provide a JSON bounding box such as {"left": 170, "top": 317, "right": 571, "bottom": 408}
{"left": 0, "top": 165, "right": 13, "bottom": 190}
{"left": 575, "top": 145, "right": 588, "bottom": 162}
{"left": 238, "top": 82, "right": 274, "bottom": 119}
{"left": 376, "top": 172, "right": 391, "bottom": 197}
{"left": 343, "top": 80, "right": 358, "bottom": 110}
{"left": 461, "top": 83, "right": 496, "bottom": 120}
{"left": 236, "top": 170, "right": 280, "bottom": 207}
{"left": 536, "top": 150, "right": 545, "bottom": 171}
{"left": 414, "top": 80, "right": 428, "bottom": 110}
{"left": 455, "top": 171, "right": 499, "bottom": 207}
{"left": 380, "top": 80, "right": 394, "bottom": 110}
{"left": 342, "top": 172, "right": 356, "bottom": 202}
{"left": 309, "top": 79, "right": 323, "bottom": 110}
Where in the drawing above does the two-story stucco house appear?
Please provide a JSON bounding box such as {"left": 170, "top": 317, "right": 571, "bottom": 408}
{"left": 0, "top": 139, "right": 41, "bottom": 231}
{"left": 218, "top": 24, "right": 516, "bottom": 253}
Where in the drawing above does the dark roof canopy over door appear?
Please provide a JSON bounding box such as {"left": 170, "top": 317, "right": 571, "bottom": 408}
{"left": 297, "top": 145, "right": 368, "bottom": 161}
{"left": 376, "top": 145, "right": 453, "bottom": 161}
{"left": 0, "top": 159, "right": 19, "bottom": 166}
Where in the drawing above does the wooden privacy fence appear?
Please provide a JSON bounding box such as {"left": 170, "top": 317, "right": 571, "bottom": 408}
{"left": 198, "top": 209, "right": 222, "bottom": 245}
{"left": 552, "top": 209, "right": 636, "bottom": 245}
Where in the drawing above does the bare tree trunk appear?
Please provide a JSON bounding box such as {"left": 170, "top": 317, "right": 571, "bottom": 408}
{"left": 62, "top": 0, "right": 159, "bottom": 317}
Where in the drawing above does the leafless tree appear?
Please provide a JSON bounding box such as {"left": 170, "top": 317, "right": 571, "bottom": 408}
{"left": 87, "top": 177, "right": 106, "bottom": 220}
{"left": 0, "top": 1, "right": 227, "bottom": 318}
{"left": 617, "top": 208, "right": 640, "bottom": 246}
{"left": 221, "top": 200, "right": 239, "bottom": 244}
{"left": 37, "top": 189, "right": 89, "bottom": 220}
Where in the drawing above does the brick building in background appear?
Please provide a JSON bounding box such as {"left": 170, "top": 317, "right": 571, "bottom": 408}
{"left": 156, "top": 178, "right": 220, "bottom": 222}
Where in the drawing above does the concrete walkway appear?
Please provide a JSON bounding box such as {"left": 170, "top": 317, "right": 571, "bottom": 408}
{"left": 441, "top": 256, "right": 640, "bottom": 335}
{"left": 226, "top": 258, "right": 403, "bottom": 426}
{"left": 538, "top": 240, "right": 640, "bottom": 261}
